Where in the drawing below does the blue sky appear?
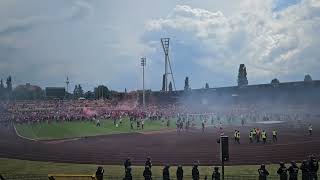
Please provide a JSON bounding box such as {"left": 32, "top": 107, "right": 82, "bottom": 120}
{"left": 0, "top": 0, "right": 319, "bottom": 92}
{"left": 273, "top": 0, "right": 301, "bottom": 11}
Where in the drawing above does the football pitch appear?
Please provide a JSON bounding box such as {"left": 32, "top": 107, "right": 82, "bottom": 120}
{"left": 15, "top": 118, "right": 176, "bottom": 140}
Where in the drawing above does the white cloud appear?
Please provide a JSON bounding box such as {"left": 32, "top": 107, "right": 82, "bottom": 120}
{"left": 145, "top": 0, "right": 320, "bottom": 84}
{"left": 0, "top": 0, "right": 93, "bottom": 37}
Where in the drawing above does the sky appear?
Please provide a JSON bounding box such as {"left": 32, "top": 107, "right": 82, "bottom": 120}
{"left": 0, "top": 0, "right": 319, "bottom": 92}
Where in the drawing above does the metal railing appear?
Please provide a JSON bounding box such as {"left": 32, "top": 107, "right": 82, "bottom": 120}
{"left": 0, "top": 174, "right": 285, "bottom": 180}
{"left": 1, "top": 173, "right": 319, "bottom": 180}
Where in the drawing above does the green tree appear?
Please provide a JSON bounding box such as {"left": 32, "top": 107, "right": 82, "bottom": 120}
{"left": 84, "top": 91, "right": 94, "bottom": 99}
{"left": 6, "top": 76, "right": 12, "bottom": 92}
{"left": 73, "top": 84, "right": 84, "bottom": 99}
{"left": 13, "top": 84, "right": 44, "bottom": 100}
{"left": 78, "top": 84, "right": 84, "bottom": 97}
{"left": 0, "top": 79, "right": 3, "bottom": 89}
{"left": 0, "top": 79, "right": 4, "bottom": 99}
{"left": 237, "top": 64, "right": 248, "bottom": 86}
{"left": 169, "top": 81, "right": 173, "bottom": 92}
{"left": 271, "top": 78, "right": 280, "bottom": 85}
{"left": 304, "top": 74, "right": 313, "bottom": 82}
{"left": 184, "top": 76, "right": 190, "bottom": 91}
{"left": 94, "top": 85, "right": 110, "bottom": 99}
{"left": 205, "top": 83, "right": 209, "bottom": 89}
{"left": 73, "top": 85, "right": 78, "bottom": 98}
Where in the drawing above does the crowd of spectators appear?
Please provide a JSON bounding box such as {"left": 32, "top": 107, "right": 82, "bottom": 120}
{"left": 0, "top": 98, "right": 318, "bottom": 127}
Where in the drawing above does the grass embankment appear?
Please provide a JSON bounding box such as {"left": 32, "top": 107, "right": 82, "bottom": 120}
{"left": 0, "top": 158, "right": 280, "bottom": 178}
{"left": 15, "top": 118, "right": 175, "bottom": 140}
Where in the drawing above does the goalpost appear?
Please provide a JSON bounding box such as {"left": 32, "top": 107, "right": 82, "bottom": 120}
{"left": 48, "top": 174, "right": 96, "bottom": 180}
{"left": 184, "top": 112, "right": 217, "bottom": 127}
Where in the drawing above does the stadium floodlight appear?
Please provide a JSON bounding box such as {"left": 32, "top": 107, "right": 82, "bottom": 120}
{"left": 161, "top": 38, "right": 176, "bottom": 91}
{"left": 141, "top": 57, "right": 146, "bottom": 109}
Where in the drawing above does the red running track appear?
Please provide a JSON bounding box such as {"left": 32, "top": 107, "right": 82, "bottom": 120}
{"left": 0, "top": 121, "right": 319, "bottom": 166}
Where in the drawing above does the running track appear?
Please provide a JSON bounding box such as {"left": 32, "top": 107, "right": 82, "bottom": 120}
{"left": 0, "top": 121, "right": 319, "bottom": 166}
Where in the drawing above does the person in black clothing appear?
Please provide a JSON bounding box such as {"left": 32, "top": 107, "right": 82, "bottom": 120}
{"left": 258, "top": 164, "right": 269, "bottom": 180}
{"left": 192, "top": 162, "right": 200, "bottom": 180}
{"left": 163, "top": 164, "right": 170, "bottom": 180}
{"left": 124, "top": 157, "right": 131, "bottom": 169}
{"left": 130, "top": 119, "right": 134, "bottom": 130}
{"left": 95, "top": 166, "right": 104, "bottom": 180}
{"left": 212, "top": 166, "right": 220, "bottom": 180}
{"left": 176, "top": 165, "right": 184, "bottom": 180}
{"left": 145, "top": 156, "right": 152, "bottom": 169}
{"left": 308, "top": 155, "right": 319, "bottom": 180}
{"left": 288, "top": 161, "right": 299, "bottom": 180}
{"left": 300, "top": 160, "right": 309, "bottom": 180}
{"left": 277, "top": 162, "right": 288, "bottom": 180}
{"left": 143, "top": 166, "right": 152, "bottom": 180}
{"left": 202, "top": 121, "right": 205, "bottom": 133}
{"left": 123, "top": 166, "right": 132, "bottom": 180}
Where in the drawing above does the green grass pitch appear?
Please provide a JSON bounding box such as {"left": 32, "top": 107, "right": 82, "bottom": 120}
{"left": 15, "top": 118, "right": 176, "bottom": 140}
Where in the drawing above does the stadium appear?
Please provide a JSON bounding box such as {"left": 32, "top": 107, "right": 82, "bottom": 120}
{"left": 1, "top": 79, "right": 320, "bottom": 179}
{"left": 1, "top": 0, "right": 320, "bottom": 180}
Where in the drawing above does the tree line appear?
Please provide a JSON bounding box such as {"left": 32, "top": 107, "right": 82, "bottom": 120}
{"left": 0, "top": 65, "right": 314, "bottom": 100}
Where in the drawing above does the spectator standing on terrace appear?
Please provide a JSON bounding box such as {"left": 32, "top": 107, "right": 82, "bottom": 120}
{"left": 212, "top": 166, "right": 220, "bottom": 180}
{"left": 258, "top": 164, "right": 269, "bottom": 180}
{"left": 95, "top": 166, "right": 104, "bottom": 180}
{"left": 192, "top": 162, "right": 200, "bottom": 180}
{"left": 300, "top": 160, "right": 309, "bottom": 180}
{"left": 162, "top": 164, "right": 170, "bottom": 180}
{"left": 308, "top": 155, "right": 319, "bottom": 180}
{"left": 143, "top": 166, "right": 152, "bottom": 180}
{"left": 145, "top": 156, "right": 152, "bottom": 169}
{"left": 277, "top": 162, "right": 288, "bottom": 180}
{"left": 288, "top": 161, "right": 299, "bottom": 180}
{"left": 123, "top": 166, "right": 132, "bottom": 180}
{"left": 176, "top": 165, "right": 184, "bottom": 180}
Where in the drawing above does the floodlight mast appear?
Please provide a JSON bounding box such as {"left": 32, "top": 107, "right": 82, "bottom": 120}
{"left": 65, "top": 76, "right": 70, "bottom": 99}
{"left": 141, "top": 57, "right": 146, "bottom": 108}
{"left": 65, "top": 76, "right": 70, "bottom": 93}
{"left": 161, "top": 38, "right": 176, "bottom": 92}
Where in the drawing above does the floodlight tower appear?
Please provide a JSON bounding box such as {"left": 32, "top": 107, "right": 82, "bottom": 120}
{"left": 141, "top": 57, "right": 146, "bottom": 108}
{"left": 161, "top": 38, "right": 176, "bottom": 92}
{"left": 65, "top": 76, "right": 70, "bottom": 93}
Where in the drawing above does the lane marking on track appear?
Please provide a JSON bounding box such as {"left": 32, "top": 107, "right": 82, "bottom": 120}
{"left": 139, "top": 129, "right": 177, "bottom": 135}
{"left": 13, "top": 124, "right": 38, "bottom": 141}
